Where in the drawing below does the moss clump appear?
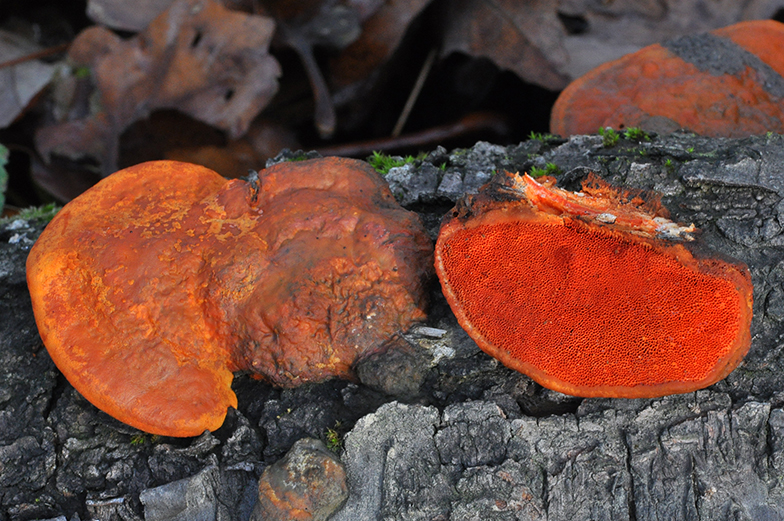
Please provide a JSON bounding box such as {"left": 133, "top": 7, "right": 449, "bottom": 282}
{"left": 0, "top": 203, "right": 60, "bottom": 225}
{"left": 325, "top": 421, "right": 344, "bottom": 453}
{"left": 623, "top": 127, "right": 650, "bottom": 141}
{"left": 367, "top": 151, "right": 423, "bottom": 176}
{"left": 529, "top": 162, "right": 561, "bottom": 178}
{"left": 527, "top": 131, "right": 560, "bottom": 142}
{"left": 598, "top": 127, "right": 620, "bottom": 147}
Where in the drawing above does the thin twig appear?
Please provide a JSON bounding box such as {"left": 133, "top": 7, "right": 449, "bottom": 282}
{"left": 317, "top": 111, "right": 509, "bottom": 157}
{"left": 0, "top": 42, "right": 70, "bottom": 70}
{"left": 392, "top": 47, "right": 438, "bottom": 138}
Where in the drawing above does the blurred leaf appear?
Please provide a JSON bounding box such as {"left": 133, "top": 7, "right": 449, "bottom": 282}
{"left": 0, "top": 144, "right": 8, "bottom": 215}
{"left": 165, "top": 118, "right": 300, "bottom": 178}
{"left": 86, "top": 0, "right": 176, "bottom": 32}
{"left": 330, "top": 0, "right": 432, "bottom": 91}
{"left": 30, "top": 152, "right": 102, "bottom": 203}
{"left": 263, "top": 0, "right": 365, "bottom": 138}
{"left": 441, "top": 0, "right": 570, "bottom": 90}
{"left": 84, "top": 0, "right": 374, "bottom": 139}
{"left": 0, "top": 30, "right": 58, "bottom": 128}
{"left": 35, "top": 0, "right": 280, "bottom": 175}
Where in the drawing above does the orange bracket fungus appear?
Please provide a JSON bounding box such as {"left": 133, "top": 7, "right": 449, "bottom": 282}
{"left": 27, "top": 158, "right": 432, "bottom": 436}
{"left": 435, "top": 172, "right": 753, "bottom": 398}
{"left": 550, "top": 19, "right": 784, "bottom": 138}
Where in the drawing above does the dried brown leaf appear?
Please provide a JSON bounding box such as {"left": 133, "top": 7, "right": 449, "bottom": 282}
{"left": 36, "top": 0, "right": 280, "bottom": 175}
{"left": 30, "top": 154, "right": 103, "bottom": 203}
{"left": 441, "top": 0, "right": 570, "bottom": 91}
{"left": 86, "top": 0, "right": 176, "bottom": 32}
{"left": 346, "top": 0, "right": 387, "bottom": 21}
{"left": 329, "top": 0, "right": 431, "bottom": 90}
{"left": 264, "top": 0, "right": 366, "bottom": 138}
{"left": 164, "top": 119, "right": 300, "bottom": 178}
{"left": 440, "top": 0, "right": 784, "bottom": 92}
{"left": 0, "top": 30, "right": 58, "bottom": 128}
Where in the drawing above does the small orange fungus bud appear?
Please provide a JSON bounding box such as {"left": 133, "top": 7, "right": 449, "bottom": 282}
{"left": 27, "top": 159, "right": 432, "bottom": 436}
{"left": 435, "top": 172, "right": 753, "bottom": 398}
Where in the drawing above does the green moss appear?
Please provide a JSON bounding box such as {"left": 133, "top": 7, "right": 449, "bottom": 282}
{"left": 623, "top": 127, "right": 650, "bottom": 141}
{"left": 129, "top": 433, "right": 161, "bottom": 446}
{"left": 529, "top": 162, "right": 561, "bottom": 177}
{"left": 1, "top": 203, "right": 60, "bottom": 225}
{"left": 598, "top": 127, "right": 619, "bottom": 147}
{"left": 598, "top": 126, "right": 651, "bottom": 147}
{"left": 367, "top": 151, "right": 423, "bottom": 176}
{"left": 325, "top": 421, "right": 343, "bottom": 453}
{"left": 288, "top": 151, "right": 313, "bottom": 161}
{"left": 528, "top": 131, "right": 560, "bottom": 142}
{"left": 73, "top": 66, "right": 91, "bottom": 79}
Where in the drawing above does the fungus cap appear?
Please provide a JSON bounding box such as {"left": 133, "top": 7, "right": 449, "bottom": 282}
{"left": 27, "top": 159, "right": 432, "bottom": 436}
{"left": 550, "top": 19, "right": 784, "bottom": 137}
{"left": 434, "top": 172, "right": 753, "bottom": 398}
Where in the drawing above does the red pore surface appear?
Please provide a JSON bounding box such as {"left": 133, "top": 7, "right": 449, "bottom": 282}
{"left": 435, "top": 172, "right": 753, "bottom": 398}
{"left": 27, "top": 159, "right": 432, "bottom": 436}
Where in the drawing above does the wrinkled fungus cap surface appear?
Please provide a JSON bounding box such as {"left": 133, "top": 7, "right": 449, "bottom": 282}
{"left": 435, "top": 172, "right": 753, "bottom": 398}
{"left": 27, "top": 159, "right": 432, "bottom": 436}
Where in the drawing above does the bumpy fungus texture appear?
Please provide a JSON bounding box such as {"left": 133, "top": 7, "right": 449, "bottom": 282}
{"left": 435, "top": 172, "right": 753, "bottom": 398}
{"left": 27, "top": 158, "right": 432, "bottom": 436}
{"left": 550, "top": 20, "right": 784, "bottom": 137}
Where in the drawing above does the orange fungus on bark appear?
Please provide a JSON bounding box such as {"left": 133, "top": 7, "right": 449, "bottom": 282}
{"left": 434, "top": 172, "right": 753, "bottom": 398}
{"left": 550, "top": 20, "right": 784, "bottom": 138}
{"left": 26, "top": 158, "right": 433, "bottom": 437}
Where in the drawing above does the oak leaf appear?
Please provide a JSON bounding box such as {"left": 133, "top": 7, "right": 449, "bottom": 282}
{"left": 86, "top": 0, "right": 176, "bottom": 32}
{"left": 441, "top": 0, "right": 569, "bottom": 90}
{"left": 36, "top": 0, "right": 280, "bottom": 175}
{"left": 329, "top": 0, "right": 432, "bottom": 90}
{"left": 0, "top": 30, "right": 58, "bottom": 128}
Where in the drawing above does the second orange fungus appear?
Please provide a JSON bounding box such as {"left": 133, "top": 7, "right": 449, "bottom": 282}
{"left": 550, "top": 20, "right": 784, "bottom": 138}
{"left": 435, "top": 172, "right": 753, "bottom": 398}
